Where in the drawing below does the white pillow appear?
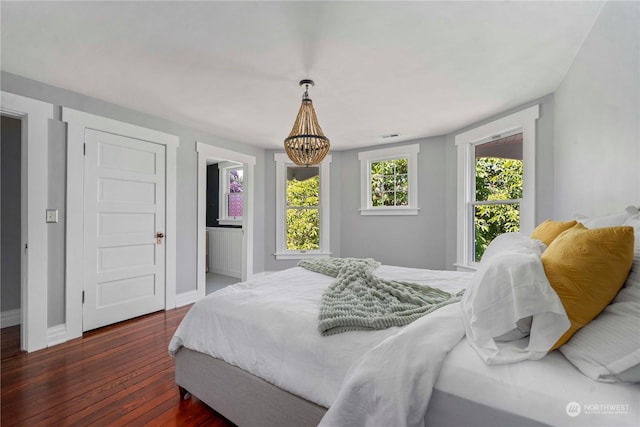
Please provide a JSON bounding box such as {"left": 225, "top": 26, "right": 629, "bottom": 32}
{"left": 574, "top": 206, "right": 638, "bottom": 229}
{"left": 481, "top": 232, "right": 546, "bottom": 262}
{"left": 623, "top": 214, "right": 640, "bottom": 290}
{"left": 461, "top": 238, "right": 570, "bottom": 364}
{"left": 560, "top": 214, "right": 640, "bottom": 382}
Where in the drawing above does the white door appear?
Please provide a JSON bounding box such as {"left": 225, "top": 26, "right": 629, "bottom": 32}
{"left": 83, "top": 129, "right": 166, "bottom": 331}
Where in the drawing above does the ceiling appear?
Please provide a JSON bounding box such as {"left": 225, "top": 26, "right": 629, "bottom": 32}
{"left": 1, "top": 1, "right": 604, "bottom": 151}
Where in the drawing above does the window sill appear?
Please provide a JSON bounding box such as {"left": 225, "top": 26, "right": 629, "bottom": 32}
{"left": 453, "top": 263, "right": 479, "bottom": 272}
{"left": 218, "top": 219, "right": 242, "bottom": 226}
{"left": 359, "top": 207, "right": 419, "bottom": 216}
{"left": 275, "top": 252, "right": 332, "bottom": 261}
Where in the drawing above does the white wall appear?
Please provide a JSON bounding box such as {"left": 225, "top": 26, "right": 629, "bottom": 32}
{"left": 554, "top": 0, "right": 640, "bottom": 218}
{"left": 207, "top": 227, "right": 242, "bottom": 278}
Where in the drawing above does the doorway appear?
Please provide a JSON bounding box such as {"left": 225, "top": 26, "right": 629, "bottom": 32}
{"left": 1, "top": 91, "right": 51, "bottom": 352}
{"left": 1, "top": 115, "right": 22, "bottom": 356}
{"left": 205, "top": 160, "right": 243, "bottom": 294}
{"left": 196, "top": 142, "right": 256, "bottom": 302}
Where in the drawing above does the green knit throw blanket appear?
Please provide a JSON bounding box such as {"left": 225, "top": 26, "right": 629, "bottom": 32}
{"left": 298, "top": 258, "right": 464, "bottom": 336}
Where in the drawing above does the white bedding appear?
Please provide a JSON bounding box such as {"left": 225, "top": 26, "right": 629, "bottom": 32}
{"left": 436, "top": 339, "right": 640, "bottom": 426}
{"left": 169, "top": 265, "right": 469, "bottom": 408}
{"left": 169, "top": 264, "right": 640, "bottom": 426}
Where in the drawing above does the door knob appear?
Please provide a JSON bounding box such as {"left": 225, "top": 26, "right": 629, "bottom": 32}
{"left": 156, "top": 232, "right": 165, "bottom": 244}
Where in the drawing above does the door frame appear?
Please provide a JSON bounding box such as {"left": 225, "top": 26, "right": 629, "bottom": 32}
{"left": 0, "top": 91, "right": 52, "bottom": 352}
{"left": 63, "top": 108, "right": 179, "bottom": 342}
{"left": 195, "top": 142, "right": 255, "bottom": 302}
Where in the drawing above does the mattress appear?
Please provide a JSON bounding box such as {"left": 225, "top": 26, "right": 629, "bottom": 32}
{"left": 435, "top": 339, "right": 640, "bottom": 426}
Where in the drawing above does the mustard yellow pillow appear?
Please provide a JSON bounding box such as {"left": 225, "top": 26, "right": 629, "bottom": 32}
{"left": 541, "top": 223, "right": 634, "bottom": 350}
{"left": 531, "top": 219, "right": 578, "bottom": 246}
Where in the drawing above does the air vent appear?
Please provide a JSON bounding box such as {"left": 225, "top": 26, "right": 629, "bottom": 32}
{"left": 381, "top": 133, "right": 400, "bottom": 139}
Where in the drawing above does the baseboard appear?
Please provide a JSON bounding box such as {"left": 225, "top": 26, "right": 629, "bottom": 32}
{"left": 210, "top": 268, "right": 242, "bottom": 279}
{"left": 47, "top": 324, "right": 67, "bottom": 347}
{"left": 1, "top": 308, "right": 21, "bottom": 328}
{"left": 175, "top": 290, "right": 198, "bottom": 308}
{"left": 249, "top": 271, "right": 275, "bottom": 279}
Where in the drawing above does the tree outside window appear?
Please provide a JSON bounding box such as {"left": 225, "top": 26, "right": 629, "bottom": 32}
{"left": 274, "top": 153, "right": 331, "bottom": 260}
{"left": 370, "top": 158, "right": 408, "bottom": 207}
{"left": 286, "top": 167, "right": 320, "bottom": 250}
{"left": 358, "top": 144, "right": 419, "bottom": 216}
{"left": 474, "top": 148, "right": 523, "bottom": 261}
{"left": 227, "top": 168, "right": 243, "bottom": 218}
{"left": 218, "top": 163, "right": 243, "bottom": 225}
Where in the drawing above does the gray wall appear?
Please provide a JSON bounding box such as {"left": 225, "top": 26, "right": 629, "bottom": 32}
{"left": 1, "top": 115, "right": 22, "bottom": 312}
{"left": 48, "top": 115, "right": 66, "bottom": 326}
{"left": 1, "top": 71, "right": 266, "bottom": 327}
{"left": 443, "top": 94, "right": 556, "bottom": 270}
{"left": 340, "top": 136, "right": 449, "bottom": 270}
{"left": 554, "top": 0, "right": 640, "bottom": 218}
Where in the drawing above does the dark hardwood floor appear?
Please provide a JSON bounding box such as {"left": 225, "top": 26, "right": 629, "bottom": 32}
{"left": 1, "top": 306, "right": 235, "bottom": 426}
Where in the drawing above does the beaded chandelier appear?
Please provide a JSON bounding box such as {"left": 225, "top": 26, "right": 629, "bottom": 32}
{"left": 284, "top": 79, "right": 330, "bottom": 167}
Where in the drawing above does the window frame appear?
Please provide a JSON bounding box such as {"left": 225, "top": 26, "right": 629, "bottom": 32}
{"left": 358, "top": 143, "right": 420, "bottom": 216}
{"left": 455, "top": 105, "right": 539, "bottom": 271}
{"left": 274, "top": 153, "right": 332, "bottom": 260}
{"left": 218, "top": 162, "right": 243, "bottom": 226}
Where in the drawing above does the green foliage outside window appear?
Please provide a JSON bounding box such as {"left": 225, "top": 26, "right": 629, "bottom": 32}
{"left": 370, "top": 158, "right": 408, "bottom": 206}
{"left": 286, "top": 175, "right": 320, "bottom": 250}
{"left": 474, "top": 157, "right": 522, "bottom": 261}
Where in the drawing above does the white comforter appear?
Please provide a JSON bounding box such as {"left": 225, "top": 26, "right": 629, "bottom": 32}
{"left": 168, "top": 265, "right": 470, "bottom": 412}
{"left": 319, "top": 302, "right": 465, "bottom": 427}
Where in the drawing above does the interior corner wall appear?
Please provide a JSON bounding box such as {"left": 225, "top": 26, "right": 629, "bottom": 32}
{"left": 554, "top": 0, "right": 640, "bottom": 218}
{"left": 0, "top": 71, "right": 266, "bottom": 327}
{"left": 339, "top": 136, "right": 449, "bottom": 270}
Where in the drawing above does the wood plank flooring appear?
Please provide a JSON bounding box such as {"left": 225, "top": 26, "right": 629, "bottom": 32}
{"left": 1, "top": 306, "right": 235, "bottom": 426}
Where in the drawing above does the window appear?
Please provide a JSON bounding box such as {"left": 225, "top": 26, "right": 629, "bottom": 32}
{"left": 218, "top": 162, "right": 243, "bottom": 225}
{"left": 358, "top": 144, "right": 420, "bottom": 215}
{"left": 455, "top": 105, "right": 539, "bottom": 271}
{"left": 275, "top": 153, "right": 331, "bottom": 259}
{"left": 473, "top": 132, "right": 523, "bottom": 261}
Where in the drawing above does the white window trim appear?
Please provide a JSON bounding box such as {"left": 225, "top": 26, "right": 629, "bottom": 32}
{"left": 455, "top": 105, "right": 539, "bottom": 271}
{"left": 358, "top": 144, "right": 420, "bottom": 215}
{"left": 218, "top": 162, "right": 243, "bottom": 226}
{"left": 274, "top": 153, "right": 332, "bottom": 260}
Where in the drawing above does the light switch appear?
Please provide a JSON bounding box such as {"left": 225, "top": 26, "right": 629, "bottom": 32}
{"left": 46, "top": 209, "right": 58, "bottom": 223}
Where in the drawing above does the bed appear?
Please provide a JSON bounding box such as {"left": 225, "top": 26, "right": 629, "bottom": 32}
{"left": 170, "top": 211, "right": 640, "bottom": 427}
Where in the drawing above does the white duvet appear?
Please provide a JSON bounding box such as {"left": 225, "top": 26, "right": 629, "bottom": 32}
{"left": 170, "top": 264, "right": 640, "bottom": 427}
{"left": 168, "top": 265, "right": 470, "bottom": 412}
